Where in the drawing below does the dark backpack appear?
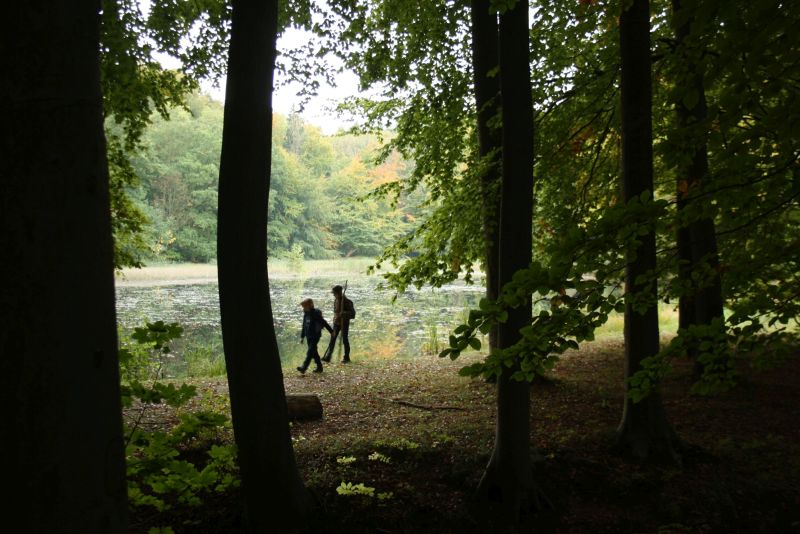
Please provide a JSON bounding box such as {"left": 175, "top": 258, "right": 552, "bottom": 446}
{"left": 345, "top": 297, "right": 356, "bottom": 320}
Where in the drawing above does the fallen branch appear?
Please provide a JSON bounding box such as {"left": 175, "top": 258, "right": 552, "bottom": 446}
{"left": 379, "top": 397, "right": 466, "bottom": 412}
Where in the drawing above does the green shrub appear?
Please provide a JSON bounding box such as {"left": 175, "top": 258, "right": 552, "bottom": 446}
{"left": 120, "top": 321, "right": 237, "bottom": 520}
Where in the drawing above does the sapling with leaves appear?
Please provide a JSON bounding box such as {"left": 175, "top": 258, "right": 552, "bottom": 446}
{"left": 119, "top": 321, "right": 238, "bottom": 515}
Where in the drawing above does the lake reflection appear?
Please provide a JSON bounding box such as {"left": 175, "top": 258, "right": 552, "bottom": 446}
{"left": 115, "top": 275, "right": 485, "bottom": 372}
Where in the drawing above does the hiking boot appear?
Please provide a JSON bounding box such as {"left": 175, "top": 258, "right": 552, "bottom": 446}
{"left": 342, "top": 357, "right": 351, "bottom": 364}
{"left": 296, "top": 366, "right": 306, "bottom": 374}
{"left": 321, "top": 355, "right": 331, "bottom": 363}
{"left": 313, "top": 367, "right": 323, "bottom": 373}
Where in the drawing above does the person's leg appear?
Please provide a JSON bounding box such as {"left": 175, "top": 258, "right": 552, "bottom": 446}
{"left": 311, "top": 342, "right": 323, "bottom": 372}
{"left": 341, "top": 321, "right": 351, "bottom": 362}
{"left": 322, "top": 325, "right": 340, "bottom": 362}
{"left": 298, "top": 343, "right": 314, "bottom": 373}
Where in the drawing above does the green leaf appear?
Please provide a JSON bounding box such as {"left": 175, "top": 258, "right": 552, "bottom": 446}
{"left": 458, "top": 362, "right": 486, "bottom": 377}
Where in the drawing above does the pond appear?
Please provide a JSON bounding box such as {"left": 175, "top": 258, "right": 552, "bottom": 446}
{"left": 115, "top": 273, "right": 486, "bottom": 376}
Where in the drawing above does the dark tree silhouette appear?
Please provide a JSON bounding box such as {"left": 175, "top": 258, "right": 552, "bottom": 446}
{"left": 470, "top": 0, "right": 502, "bottom": 353}
{"left": 217, "top": 0, "right": 310, "bottom": 530}
{"left": 1, "top": 2, "right": 127, "bottom": 531}
{"left": 475, "top": 0, "right": 541, "bottom": 526}
{"left": 615, "top": 0, "right": 681, "bottom": 462}
{"left": 672, "top": 0, "right": 724, "bottom": 366}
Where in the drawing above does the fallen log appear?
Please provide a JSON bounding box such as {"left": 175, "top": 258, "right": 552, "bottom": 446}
{"left": 287, "top": 394, "right": 323, "bottom": 421}
{"left": 378, "top": 397, "right": 466, "bottom": 412}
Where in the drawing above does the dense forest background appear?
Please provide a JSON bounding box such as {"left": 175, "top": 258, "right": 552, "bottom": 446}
{"left": 114, "top": 94, "right": 422, "bottom": 264}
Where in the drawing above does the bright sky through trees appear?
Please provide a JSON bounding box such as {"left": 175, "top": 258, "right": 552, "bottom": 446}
{"left": 139, "top": 0, "right": 360, "bottom": 134}
{"left": 196, "top": 26, "right": 362, "bottom": 134}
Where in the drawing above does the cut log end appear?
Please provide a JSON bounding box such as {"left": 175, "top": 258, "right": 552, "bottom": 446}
{"left": 287, "top": 393, "right": 323, "bottom": 421}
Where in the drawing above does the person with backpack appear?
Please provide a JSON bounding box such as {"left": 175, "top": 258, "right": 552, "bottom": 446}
{"left": 322, "top": 284, "right": 355, "bottom": 363}
{"left": 297, "top": 297, "right": 333, "bottom": 374}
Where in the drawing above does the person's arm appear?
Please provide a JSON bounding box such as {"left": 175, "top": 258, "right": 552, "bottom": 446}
{"left": 319, "top": 311, "right": 333, "bottom": 334}
{"left": 333, "top": 298, "right": 341, "bottom": 323}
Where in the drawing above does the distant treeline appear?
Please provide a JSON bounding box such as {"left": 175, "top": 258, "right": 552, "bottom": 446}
{"left": 118, "top": 93, "right": 424, "bottom": 264}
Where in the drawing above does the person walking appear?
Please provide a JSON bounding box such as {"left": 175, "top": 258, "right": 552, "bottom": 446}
{"left": 297, "top": 297, "right": 333, "bottom": 374}
{"left": 322, "top": 284, "right": 355, "bottom": 363}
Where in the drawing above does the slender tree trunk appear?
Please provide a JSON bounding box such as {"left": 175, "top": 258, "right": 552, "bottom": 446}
{"left": 0, "top": 2, "right": 127, "bottom": 531}
{"left": 470, "top": 0, "right": 502, "bottom": 352}
{"left": 217, "top": 1, "right": 309, "bottom": 531}
{"left": 677, "top": 211, "right": 696, "bottom": 334}
{"left": 615, "top": 0, "right": 681, "bottom": 463}
{"left": 672, "top": 0, "right": 724, "bottom": 367}
{"left": 475, "top": 0, "right": 541, "bottom": 527}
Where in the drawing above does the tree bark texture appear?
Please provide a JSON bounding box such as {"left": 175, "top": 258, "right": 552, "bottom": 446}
{"left": 0, "top": 2, "right": 127, "bottom": 531}
{"left": 470, "top": 0, "right": 502, "bottom": 352}
{"left": 615, "top": 0, "right": 681, "bottom": 463}
{"left": 217, "top": 0, "right": 309, "bottom": 531}
{"left": 475, "top": 1, "right": 539, "bottom": 526}
{"left": 672, "top": 0, "right": 724, "bottom": 362}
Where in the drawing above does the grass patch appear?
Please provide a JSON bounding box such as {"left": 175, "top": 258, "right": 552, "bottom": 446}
{"left": 183, "top": 339, "right": 227, "bottom": 378}
{"left": 594, "top": 303, "right": 680, "bottom": 340}
{"left": 267, "top": 256, "right": 382, "bottom": 278}
{"left": 116, "top": 257, "right": 384, "bottom": 287}
{"left": 115, "top": 263, "right": 218, "bottom": 285}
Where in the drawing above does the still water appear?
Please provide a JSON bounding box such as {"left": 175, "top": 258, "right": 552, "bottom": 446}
{"left": 115, "top": 275, "right": 485, "bottom": 373}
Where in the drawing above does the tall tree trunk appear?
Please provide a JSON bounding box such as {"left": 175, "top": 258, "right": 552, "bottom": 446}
{"left": 217, "top": 1, "right": 309, "bottom": 531}
{"left": 475, "top": 0, "right": 541, "bottom": 527}
{"left": 672, "top": 0, "right": 725, "bottom": 367}
{"left": 1, "top": 2, "right": 127, "bottom": 531}
{"left": 677, "top": 209, "right": 696, "bottom": 334}
{"left": 615, "top": 0, "right": 681, "bottom": 462}
{"left": 470, "top": 0, "right": 502, "bottom": 352}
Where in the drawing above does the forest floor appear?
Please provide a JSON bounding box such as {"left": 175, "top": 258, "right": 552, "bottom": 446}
{"left": 129, "top": 341, "right": 800, "bottom": 533}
